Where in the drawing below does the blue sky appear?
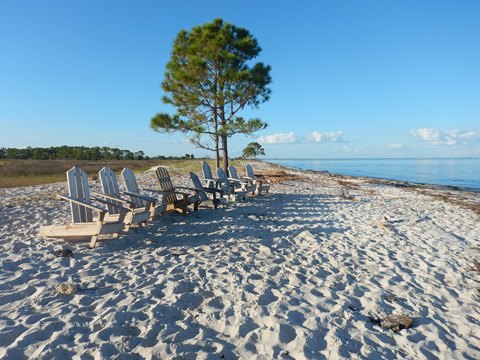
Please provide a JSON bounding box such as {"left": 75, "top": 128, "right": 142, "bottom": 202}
{"left": 1, "top": 0, "right": 479, "bottom": 158}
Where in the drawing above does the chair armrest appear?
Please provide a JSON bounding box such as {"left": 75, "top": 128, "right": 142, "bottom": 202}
{"left": 150, "top": 188, "right": 192, "bottom": 198}
{"left": 202, "top": 187, "right": 223, "bottom": 194}
{"left": 239, "top": 176, "right": 253, "bottom": 181}
{"left": 176, "top": 186, "right": 198, "bottom": 192}
{"left": 204, "top": 178, "right": 221, "bottom": 186}
{"left": 58, "top": 195, "right": 107, "bottom": 213}
{"left": 172, "top": 189, "right": 194, "bottom": 197}
{"left": 92, "top": 192, "right": 135, "bottom": 206}
{"left": 228, "top": 178, "right": 246, "bottom": 184}
{"left": 123, "top": 191, "right": 157, "bottom": 204}
{"left": 92, "top": 196, "right": 130, "bottom": 212}
{"left": 143, "top": 188, "right": 171, "bottom": 195}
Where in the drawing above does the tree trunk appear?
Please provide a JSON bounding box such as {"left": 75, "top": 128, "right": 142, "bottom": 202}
{"left": 219, "top": 103, "right": 228, "bottom": 172}
{"left": 214, "top": 108, "right": 220, "bottom": 169}
{"left": 215, "top": 144, "right": 220, "bottom": 169}
{"left": 221, "top": 135, "right": 228, "bottom": 172}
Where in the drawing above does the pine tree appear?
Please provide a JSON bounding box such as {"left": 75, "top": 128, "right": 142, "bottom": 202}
{"left": 242, "top": 142, "right": 265, "bottom": 159}
{"left": 150, "top": 18, "right": 271, "bottom": 171}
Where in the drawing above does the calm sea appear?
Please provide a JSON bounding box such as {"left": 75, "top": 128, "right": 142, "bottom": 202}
{"left": 268, "top": 158, "right": 480, "bottom": 191}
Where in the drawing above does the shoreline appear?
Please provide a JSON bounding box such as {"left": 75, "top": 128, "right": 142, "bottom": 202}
{"left": 0, "top": 162, "right": 479, "bottom": 358}
{"left": 264, "top": 161, "right": 480, "bottom": 217}
{"left": 265, "top": 159, "right": 480, "bottom": 193}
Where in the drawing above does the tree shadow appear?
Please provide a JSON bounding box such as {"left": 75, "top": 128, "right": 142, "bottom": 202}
{"left": 101, "top": 193, "right": 355, "bottom": 253}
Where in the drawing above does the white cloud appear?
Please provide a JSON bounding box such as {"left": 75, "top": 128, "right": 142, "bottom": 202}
{"left": 409, "top": 128, "right": 440, "bottom": 142}
{"left": 388, "top": 143, "right": 404, "bottom": 149}
{"left": 409, "top": 128, "right": 477, "bottom": 146}
{"left": 258, "top": 132, "right": 297, "bottom": 144}
{"left": 258, "top": 130, "right": 345, "bottom": 145}
{"left": 304, "top": 131, "right": 344, "bottom": 143}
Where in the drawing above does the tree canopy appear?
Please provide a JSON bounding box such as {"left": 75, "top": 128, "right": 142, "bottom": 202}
{"left": 0, "top": 146, "right": 146, "bottom": 161}
{"left": 242, "top": 142, "right": 265, "bottom": 159}
{"left": 151, "top": 18, "right": 272, "bottom": 171}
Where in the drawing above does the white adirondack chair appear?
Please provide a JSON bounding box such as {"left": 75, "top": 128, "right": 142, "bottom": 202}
{"left": 228, "top": 165, "right": 256, "bottom": 194}
{"left": 96, "top": 167, "right": 155, "bottom": 231}
{"left": 121, "top": 167, "right": 167, "bottom": 217}
{"left": 189, "top": 172, "right": 223, "bottom": 209}
{"left": 217, "top": 168, "right": 246, "bottom": 201}
{"left": 155, "top": 167, "right": 200, "bottom": 215}
{"left": 39, "top": 166, "right": 128, "bottom": 248}
{"left": 245, "top": 163, "right": 270, "bottom": 195}
{"left": 201, "top": 161, "right": 220, "bottom": 189}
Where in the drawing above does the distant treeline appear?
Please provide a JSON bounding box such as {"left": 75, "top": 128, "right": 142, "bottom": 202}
{"left": 0, "top": 146, "right": 195, "bottom": 161}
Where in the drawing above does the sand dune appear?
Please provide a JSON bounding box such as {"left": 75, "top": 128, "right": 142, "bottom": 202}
{"left": 0, "top": 164, "right": 479, "bottom": 359}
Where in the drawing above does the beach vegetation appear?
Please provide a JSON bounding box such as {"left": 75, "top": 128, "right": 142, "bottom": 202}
{"left": 150, "top": 18, "right": 272, "bottom": 172}
{"left": 0, "top": 158, "right": 251, "bottom": 188}
{"left": 0, "top": 146, "right": 148, "bottom": 161}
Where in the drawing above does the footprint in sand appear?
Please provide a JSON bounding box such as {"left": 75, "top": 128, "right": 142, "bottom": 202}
{"left": 173, "top": 281, "right": 195, "bottom": 294}
{"left": 177, "top": 292, "right": 203, "bottom": 310}
{"left": 287, "top": 310, "right": 306, "bottom": 325}
{"left": 279, "top": 324, "right": 297, "bottom": 344}
{"left": 0, "top": 325, "right": 28, "bottom": 347}
{"left": 239, "top": 317, "right": 260, "bottom": 337}
{"left": 257, "top": 288, "right": 279, "bottom": 306}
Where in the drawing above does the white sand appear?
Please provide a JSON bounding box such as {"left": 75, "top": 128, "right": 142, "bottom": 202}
{"left": 0, "top": 163, "right": 479, "bottom": 359}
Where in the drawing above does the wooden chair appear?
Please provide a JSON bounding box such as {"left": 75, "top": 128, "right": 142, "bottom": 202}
{"left": 189, "top": 172, "right": 223, "bottom": 209}
{"left": 121, "top": 167, "right": 167, "bottom": 217}
{"left": 96, "top": 167, "right": 155, "bottom": 231}
{"left": 216, "top": 168, "right": 246, "bottom": 201}
{"left": 155, "top": 167, "right": 200, "bottom": 215}
{"left": 39, "top": 166, "right": 128, "bottom": 248}
{"left": 228, "top": 165, "right": 256, "bottom": 194}
{"left": 245, "top": 164, "right": 270, "bottom": 195}
{"left": 201, "top": 160, "right": 220, "bottom": 189}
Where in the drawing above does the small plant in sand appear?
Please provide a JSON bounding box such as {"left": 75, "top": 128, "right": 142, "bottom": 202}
{"left": 340, "top": 188, "right": 355, "bottom": 200}
{"left": 56, "top": 282, "right": 76, "bottom": 296}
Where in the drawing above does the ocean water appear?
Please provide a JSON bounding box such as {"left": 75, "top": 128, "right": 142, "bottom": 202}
{"left": 268, "top": 158, "right": 480, "bottom": 191}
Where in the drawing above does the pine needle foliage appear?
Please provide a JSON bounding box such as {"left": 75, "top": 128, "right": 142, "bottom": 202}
{"left": 151, "top": 18, "right": 271, "bottom": 171}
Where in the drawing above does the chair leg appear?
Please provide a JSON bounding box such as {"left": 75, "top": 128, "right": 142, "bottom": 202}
{"left": 89, "top": 235, "right": 98, "bottom": 249}
{"left": 149, "top": 204, "right": 155, "bottom": 221}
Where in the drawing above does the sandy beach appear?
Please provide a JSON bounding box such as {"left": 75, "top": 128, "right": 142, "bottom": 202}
{"left": 0, "top": 162, "right": 479, "bottom": 359}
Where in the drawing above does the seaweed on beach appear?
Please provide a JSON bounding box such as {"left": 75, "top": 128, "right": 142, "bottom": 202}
{"left": 412, "top": 189, "right": 480, "bottom": 217}
{"left": 261, "top": 170, "right": 313, "bottom": 184}
{"left": 472, "top": 260, "right": 480, "bottom": 273}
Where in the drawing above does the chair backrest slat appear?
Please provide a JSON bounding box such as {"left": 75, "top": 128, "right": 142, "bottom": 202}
{"left": 67, "top": 166, "right": 93, "bottom": 224}
{"left": 216, "top": 168, "right": 233, "bottom": 193}
{"left": 202, "top": 161, "right": 213, "bottom": 179}
{"left": 228, "top": 165, "right": 239, "bottom": 180}
{"left": 121, "top": 168, "right": 144, "bottom": 208}
{"left": 155, "top": 167, "right": 178, "bottom": 204}
{"left": 217, "top": 168, "right": 228, "bottom": 182}
{"left": 99, "top": 167, "right": 123, "bottom": 215}
{"left": 189, "top": 172, "right": 208, "bottom": 201}
{"left": 245, "top": 164, "right": 255, "bottom": 179}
